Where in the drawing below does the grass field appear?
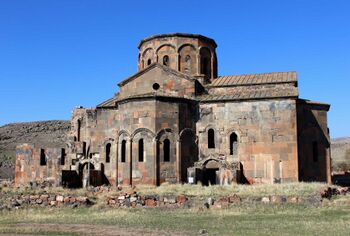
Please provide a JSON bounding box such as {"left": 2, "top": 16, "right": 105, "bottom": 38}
{"left": 1, "top": 183, "right": 350, "bottom": 235}
{"left": 1, "top": 199, "right": 350, "bottom": 236}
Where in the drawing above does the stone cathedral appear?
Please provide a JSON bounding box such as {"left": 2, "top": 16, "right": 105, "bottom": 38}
{"left": 15, "top": 33, "right": 331, "bottom": 187}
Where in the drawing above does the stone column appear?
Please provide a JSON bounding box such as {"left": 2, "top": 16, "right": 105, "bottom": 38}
{"left": 115, "top": 140, "right": 119, "bottom": 187}
{"left": 153, "top": 139, "right": 158, "bottom": 186}
{"left": 176, "top": 53, "right": 180, "bottom": 71}
{"left": 128, "top": 139, "right": 133, "bottom": 186}
{"left": 197, "top": 54, "right": 201, "bottom": 76}
{"left": 210, "top": 51, "right": 214, "bottom": 79}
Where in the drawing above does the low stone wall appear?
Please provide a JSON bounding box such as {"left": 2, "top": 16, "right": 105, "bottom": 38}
{"left": 1, "top": 194, "right": 92, "bottom": 210}
{"left": 1, "top": 186, "right": 349, "bottom": 211}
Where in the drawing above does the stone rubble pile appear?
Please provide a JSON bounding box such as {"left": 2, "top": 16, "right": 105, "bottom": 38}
{"left": 1, "top": 186, "right": 349, "bottom": 210}
{"left": 1, "top": 194, "right": 92, "bottom": 210}
{"left": 107, "top": 191, "right": 189, "bottom": 208}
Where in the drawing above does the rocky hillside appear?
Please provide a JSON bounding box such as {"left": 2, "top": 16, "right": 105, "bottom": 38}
{"left": 0, "top": 120, "right": 70, "bottom": 180}
{"left": 331, "top": 137, "right": 350, "bottom": 172}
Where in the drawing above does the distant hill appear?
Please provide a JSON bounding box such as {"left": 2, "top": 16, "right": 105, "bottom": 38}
{"left": 0, "top": 120, "right": 70, "bottom": 180}
{"left": 331, "top": 137, "right": 350, "bottom": 172}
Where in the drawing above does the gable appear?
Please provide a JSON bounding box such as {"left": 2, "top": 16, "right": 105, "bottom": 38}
{"left": 118, "top": 64, "right": 197, "bottom": 100}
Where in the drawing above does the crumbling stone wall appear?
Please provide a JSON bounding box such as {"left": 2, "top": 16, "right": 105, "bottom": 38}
{"left": 15, "top": 144, "right": 64, "bottom": 186}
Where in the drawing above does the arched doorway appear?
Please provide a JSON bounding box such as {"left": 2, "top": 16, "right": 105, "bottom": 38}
{"left": 202, "top": 159, "right": 220, "bottom": 186}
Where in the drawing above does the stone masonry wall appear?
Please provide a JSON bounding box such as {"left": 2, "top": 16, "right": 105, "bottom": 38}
{"left": 197, "top": 99, "right": 299, "bottom": 184}
{"left": 15, "top": 144, "right": 64, "bottom": 186}
{"left": 297, "top": 101, "right": 331, "bottom": 183}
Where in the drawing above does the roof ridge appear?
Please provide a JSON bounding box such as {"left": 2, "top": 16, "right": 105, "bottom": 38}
{"left": 218, "top": 71, "right": 297, "bottom": 78}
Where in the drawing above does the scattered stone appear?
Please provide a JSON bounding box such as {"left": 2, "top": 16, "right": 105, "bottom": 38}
{"left": 35, "top": 199, "right": 43, "bottom": 204}
{"left": 261, "top": 197, "right": 270, "bottom": 203}
{"left": 207, "top": 197, "right": 214, "bottom": 205}
{"left": 164, "top": 196, "right": 176, "bottom": 204}
{"left": 228, "top": 194, "right": 241, "bottom": 204}
{"left": 270, "top": 196, "right": 282, "bottom": 204}
{"left": 145, "top": 199, "right": 157, "bottom": 207}
{"left": 287, "top": 196, "right": 298, "bottom": 203}
{"left": 176, "top": 194, "right": 188, "bottom": 204}
{"left": 56, "top": 195, "right": 64, "bottom": 202}
{"left": 130, "top": 197, "right": 137, "bottom": 203}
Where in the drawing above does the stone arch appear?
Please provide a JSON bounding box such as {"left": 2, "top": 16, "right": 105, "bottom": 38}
{"left": 102, "top": 138, "right": 115, "bottom": 146}
{"left": 155, "top": 128, "right": 178, "bottom": 141}
{"left": 179, "top": 128, "right": 196, "bottom": 141}
{"left": 225, "top": 127, "right": 242, "bottom": 157}
{"left": 154, "top": 128, "right": 178, "bottom": 185}
{"left": 202, "top": 124, "right": 217, "bottom": 149}
{"left": 118, "top": 130, "right": 131, "bottom": 140}
{"left": 156, "top": 43, "right": 176, "bottom": 54}
{"left": 131, "top": 128, "right": 155, "bottom": 140}
{"left": 229, "top": 133, "right": 238, "bottom": 156}
{"left": 179, "top": 128, "right": 198, "bottom": 182}
{"left": 199, "top": 47, "right": 212, "bottom": 78}
{"left": 155, "top": 128, "right": 176, "bottom": 160}
{"left": 177, "top": 43, "right": 196, "bottom": 53}
{"left": 156, "top": 44, "right": 176, "bottom": 69}
{"left": 201, "top": 158, "right": 220, "bottom": 186}
{"left": 141, "top": 48, "right": 155, "bottom": 68}
{"left": 130, "top": 128, "right": 156, "bottom": 185}
{"left": 178, "top": 44, "right": 197, "bottom": 75}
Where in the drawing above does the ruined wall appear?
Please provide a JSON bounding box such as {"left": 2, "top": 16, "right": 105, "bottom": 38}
{"left": 297, "top": 100, "right": 331, "bottom": 183}
{"left": 15, "top": 144, "right": 64, "bottom": 186}
{"left": 197, "top": 99, "right": 299, "bottom": 184}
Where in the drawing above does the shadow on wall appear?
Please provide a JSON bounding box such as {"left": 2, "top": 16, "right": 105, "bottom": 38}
{"left": 61, "top": 163, "right": 110, "bottom": 188}
{"left": 297, "top": 102, "right": 330, "bottom": 183}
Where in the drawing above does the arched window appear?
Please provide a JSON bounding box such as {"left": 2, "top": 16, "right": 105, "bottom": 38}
{"left": 163, "top": 139, "right": 170, "bottom": 162}
{"left": 138, "top": 139, "right": 144, "bottom": 162}
{"left": 77, "top": 120, "right": 81, "bottom": 142}
{"left": 40, "top": 149, "right": 46, "bottom": 166}
{"left": 208, "top": 129, "right": 215, "bottom": 149}
{"left": 61, "top": 148, "right": 65, "bottom": 165}
{"left": 200, "top": 47, "right": 212, "bottom": 77}
{"left": 184, "top": 55, "right": 191, "bottom": 72}
{"left": 163, "top": 55, "right": 169, "bottom": 66}
{"left": 201, "top": 57, "right": 209, "bottom": 75}
{"left": 106, "top": 143, "right": 111, "bottom": 163}
{"left": 230, "top": 133, "right": 238, "bottom": 155}
{"left": 121, "top": 140, "right": 126, "bottom": 163}
{"left": 147, "top": 59, "right": 152, "bottom": 66}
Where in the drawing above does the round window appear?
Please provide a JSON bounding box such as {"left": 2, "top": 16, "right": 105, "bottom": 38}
{"left": 152, "top": 83, "right": 160, "bottom": 90}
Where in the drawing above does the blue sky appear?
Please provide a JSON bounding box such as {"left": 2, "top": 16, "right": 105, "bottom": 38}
{"left": 0, "top": 0, "right": 349, "bottom": 138}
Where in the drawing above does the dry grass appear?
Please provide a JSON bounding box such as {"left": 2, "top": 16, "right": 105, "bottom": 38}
{"left": 1, "top": 197, "right": 350, "bottom": 235}
{"left": 131, "top": 182, "right": 329, "bottom": 197}
{"left": 0, "top": 183, "right": 348, "bottom": 235}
